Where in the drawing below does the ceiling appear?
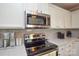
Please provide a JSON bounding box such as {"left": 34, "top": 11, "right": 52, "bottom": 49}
{"left": 53, "top": 3, "right": 79, "bottom": 11}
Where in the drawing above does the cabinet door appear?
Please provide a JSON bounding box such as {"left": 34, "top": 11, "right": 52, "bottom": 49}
{"left": 37, "top": 3, "right": 48, "bottom": 14}
{"left": 24, "top": 3, "right": 38, "bottom": 14}
{"left": 64, "top": 12, "right": 71, "bottom": 28}
{"left": 48, "top": 4, "right": 71, "bottom": 29}
{"left": 71, "top": 41, "right": 79, "bottom": 56}
{"left": 58, "top": 46, "right": 65, "bottom": 56}
{"left": 48, "top": 4, "right": 65, "bottom": 28}
{"left": 75, "top": 43, "right": 79, "bottom": 56}
{"left": 48, "top": 5, "right": 57, "bottom": 28}
{"left": 72, "top": 10, "right": 79, "bottom": 28}
{"left": 0, "top": 3, "right": 24, "bottom": 29}
{"left": 65, "top": 43, "right": 73, "bottom": 56}
{"left": 55, "top": 13, "right": 65, "bottom": 28}
{"left": 48, "top": 51, "right": 57, "bottom": 56}
{"left": 42, "top": 51, "right": 57, "bottom": 56}
{"left": 58, "top": 44, "right": 72, "bottom": 56}
{"left": 24, "top": 3, "right": 48, "bottom": 14}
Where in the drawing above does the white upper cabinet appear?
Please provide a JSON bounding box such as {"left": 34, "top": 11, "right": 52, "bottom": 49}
{"left": 0, "top": 3, "right": 73, "bottom": 29}
{"left": 23, "top": 3, "right": 48, "bottom": 14}
{"left": 0, "top": 3, "right": 24, "bottom": 29}
{"left": 48, "top": 4, "right": 58, "bottom": 28}
{"left": 37, "top": 3, "right": 49, "bottom": 14}
{"left": 23, "top": 3, "right": 38, "bottom": 14}
{"left": 64, "top": 11, "right": 71, "bottom": 28}
{"left": 72, "top": 10, "right": 79, "bottom": 28}
{"left": 48, "top": 4, "right": 71, "bottom": 29}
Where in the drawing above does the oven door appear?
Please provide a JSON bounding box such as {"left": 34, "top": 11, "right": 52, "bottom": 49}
{"left": 36, "top": 50, "right": 58, "bottom": 56}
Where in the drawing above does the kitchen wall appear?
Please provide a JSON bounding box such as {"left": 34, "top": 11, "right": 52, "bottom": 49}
{"left": 26, "top": 29, "right": 79, "bottom": 40}
{"left": 0, "top": 29, "right": 25, "bottom": 47}
{"left": 0, "top": 29, "right": 79, "bottom": 47}
{"left": 0, "top": 29, "right": 79, "bottom": 39}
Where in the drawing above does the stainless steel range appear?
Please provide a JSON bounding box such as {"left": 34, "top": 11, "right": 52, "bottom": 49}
{"left": 24, "top": 33, "right": 58, "bottom": 56}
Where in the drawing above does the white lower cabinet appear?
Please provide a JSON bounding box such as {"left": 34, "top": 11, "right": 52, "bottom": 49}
{"left": 58, "top": 45, "right": 69, "bottom": 56}
{"left": 58, "top": 45, "right": 64, "bottom": 56}
{"left": 71, "top": 41, "right": 79, "bottom": 56}
{"left": 58, "top": 39, "right": 79, "bottom": 56}
{"left": 58, "top": 43, "right": 74, "bottom": 56}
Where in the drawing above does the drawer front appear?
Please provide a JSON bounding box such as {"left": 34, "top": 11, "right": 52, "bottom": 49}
{"left": 42, "top": 51, "right": 57, "bottom": 56}
{"left": 48, "top": 51, "right": 57, "bottom": 56}
{"left": 58, "top": 44, "right": 72, "bottom": 56}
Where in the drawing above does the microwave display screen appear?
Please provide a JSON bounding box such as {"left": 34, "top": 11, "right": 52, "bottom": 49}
{"left": 27, "top": 14, "right": 46, "bottom": 25}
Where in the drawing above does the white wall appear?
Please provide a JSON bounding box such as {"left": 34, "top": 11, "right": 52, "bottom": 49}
{"left": 26, "top": 29, "right": 79, "bottom": 40}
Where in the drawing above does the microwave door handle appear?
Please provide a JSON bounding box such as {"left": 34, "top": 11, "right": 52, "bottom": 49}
{"left": 46, "top": 16, "right": 49, "bottom": 25}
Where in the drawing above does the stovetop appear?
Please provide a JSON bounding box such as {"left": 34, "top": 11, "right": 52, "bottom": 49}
{"left": 25, "top": 42, "right": 58, "bottom": 56}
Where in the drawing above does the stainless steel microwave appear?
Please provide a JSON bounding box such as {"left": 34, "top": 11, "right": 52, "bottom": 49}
{"left": 25, "top": 13, "right": 50, "bottom": 28}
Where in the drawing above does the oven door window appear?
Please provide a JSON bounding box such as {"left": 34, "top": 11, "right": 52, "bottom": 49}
{"left": 27, "top": 15, "right": 46, "bottom": 25}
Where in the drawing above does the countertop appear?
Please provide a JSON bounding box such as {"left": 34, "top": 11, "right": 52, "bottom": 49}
{"left": 48, "top": 38, "right": 79, "bottom": 47}
{"left": 0, "top": 45, "right": 27, "bottom": 56}
{"left": 0, "top": 38, "right": 78, "bottom": 56}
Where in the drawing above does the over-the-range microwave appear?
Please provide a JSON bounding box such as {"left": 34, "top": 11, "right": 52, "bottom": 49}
{"left": 25, "top": 12, "right": 50, "bottom": 29}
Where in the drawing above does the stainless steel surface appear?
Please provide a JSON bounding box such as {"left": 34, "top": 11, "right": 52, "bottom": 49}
{"left": 3, "top": 39, "right": 7, "bottom": 47}
{"left": 35, "top": 13, "right": 50, "bottom": 17}
{"left": 25, "top": 12, "right": 50, "bottom": 28}
{"left": 0, "top": 31, "right": 24, "bottom": 48}
{"left": 3, "top": 32, "right": 10, "bottom": 47}
{"left": 10, "top": 32, "right": 16, "bottom": 47}
{"left": 24, "top": 33, "right": 46, "bottom": 40}
{"left": 36, "top": 49, "right": 57, "bottom": 56}
{"left": 3, "top": 32, "right": 10, "bottom": 39}
{"left": 2, "top": 32, "right": 16, "bottom": 47}
{"left": 0, "top": 33, "right": 3, "bottom": 48}
{"left": 25, "top": 41, "right": 58, "bottom": 56}
{"left": 25, "top": 25, "right": 50, "bottom": 29}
